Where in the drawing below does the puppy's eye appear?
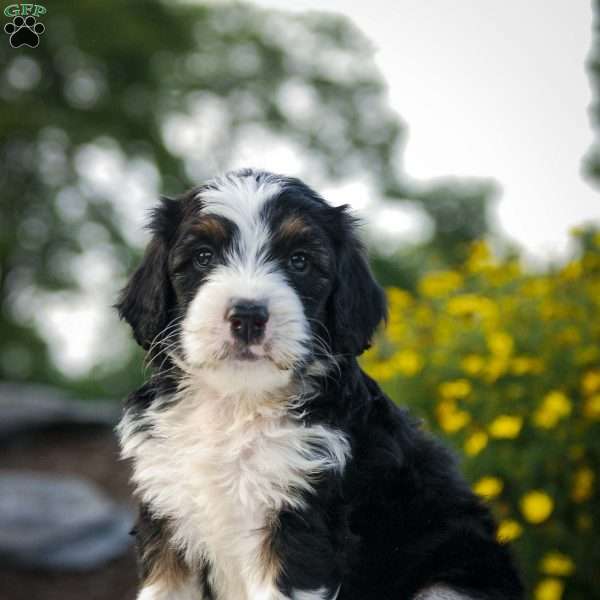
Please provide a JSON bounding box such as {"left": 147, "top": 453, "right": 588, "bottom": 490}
{"left": 289, "top": 252, "right": 310, "bottom": 273}
{"left": 193, "top": 248, "right": 214, "bottom": 269}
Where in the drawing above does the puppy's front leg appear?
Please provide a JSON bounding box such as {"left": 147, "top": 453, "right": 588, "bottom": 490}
{"left": 133, "top": 508, "right": 206, "bottom": 600}
{"left": 267, "top": 499, "right": 350, "bottom": 600}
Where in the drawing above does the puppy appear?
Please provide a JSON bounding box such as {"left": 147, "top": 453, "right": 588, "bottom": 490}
{"left": 117, "top": 169, "right": 523, "bottom": 600}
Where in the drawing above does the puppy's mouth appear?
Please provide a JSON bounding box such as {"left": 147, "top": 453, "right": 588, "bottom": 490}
{"left": 232, "top": 346, "right": 262, "bottom": 361}
{"left": 212, "top": 341, "right": 294, "bottom": 371}
{"left": 224, "top": 340, "right": 272, "bottom": 363}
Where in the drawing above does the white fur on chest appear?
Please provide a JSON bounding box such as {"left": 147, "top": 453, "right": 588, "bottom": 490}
{"left": 119, "top": 385, "right": 349, "bottom": 600}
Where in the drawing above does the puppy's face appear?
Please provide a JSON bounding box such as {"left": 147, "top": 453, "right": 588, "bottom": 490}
{"left": 172, "top": 175, "right": 337, "bottom": 392}
{"left": 118, "top": 170, "right": 386, "bottom": 395}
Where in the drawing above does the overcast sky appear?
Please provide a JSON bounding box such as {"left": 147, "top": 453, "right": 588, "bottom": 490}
{"left": 252, "top": 0, "right": 599, "bottom": 261}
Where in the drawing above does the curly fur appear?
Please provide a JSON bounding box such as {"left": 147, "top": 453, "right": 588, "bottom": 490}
{"left": 116, "top": 169, "right": 523, "bottom": 600}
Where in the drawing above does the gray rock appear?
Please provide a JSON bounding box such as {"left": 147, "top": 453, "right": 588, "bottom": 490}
{"left": 0, "top": 471, "right": 134, "bottom": 570}
{"left": 0, "top": 382, "right": 121, "bottom": 438}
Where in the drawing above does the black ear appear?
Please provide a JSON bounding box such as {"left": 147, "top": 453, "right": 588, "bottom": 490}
{"left": 116, "top": 198, "right": 180, "bottom": 350}
{"left": 328, "top": 208, "right": 387, "bottom": 357}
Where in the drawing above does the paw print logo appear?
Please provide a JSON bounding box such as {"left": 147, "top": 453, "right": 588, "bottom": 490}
{"left": 4, "top": 15, "right": 45, "bottom": 48}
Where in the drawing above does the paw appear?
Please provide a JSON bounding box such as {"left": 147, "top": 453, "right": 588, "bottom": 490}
{"left": 414, "top": 586, "right": 475, "bottom": 600}
{"left": 137, "top": 582, "right": 201, "bottom": 600}
{"left": 292, "top": 585, "right": 341, "bottom": 600}
{"left": 4, "top": 15, "right": 45, "bottom": 48}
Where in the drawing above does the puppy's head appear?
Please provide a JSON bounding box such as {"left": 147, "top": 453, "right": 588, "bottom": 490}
{"left": 117, "top": 169, "right": 386, "bottom": 395}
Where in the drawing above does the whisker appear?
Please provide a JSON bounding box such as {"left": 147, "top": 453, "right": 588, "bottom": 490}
{"left": 144, "top": 329, "right": 184, "bottom": 374}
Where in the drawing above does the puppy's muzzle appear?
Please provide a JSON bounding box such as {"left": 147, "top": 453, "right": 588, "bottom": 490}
{"left": 227, "top": 300, "right": 269, "bottom": 345}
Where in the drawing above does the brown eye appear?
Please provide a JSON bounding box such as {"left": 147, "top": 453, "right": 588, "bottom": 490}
{"left": 289, "top": 252, "right": 309, "bottom": 273}
{"left": 193, "top": 248, "right": 214, "bottom": 269}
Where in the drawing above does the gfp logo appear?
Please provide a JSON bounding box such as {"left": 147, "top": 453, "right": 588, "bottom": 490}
{"left": 4, "top": 4, "right": 46, "bottom": 48}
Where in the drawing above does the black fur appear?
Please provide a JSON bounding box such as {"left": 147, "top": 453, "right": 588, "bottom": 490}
{"left": 118, "top": 170, "right": 523, "bottom": 599}
{"left": 116, "top": 197, "right": 182, "bottom": 350}
{"left": 327, "top": 208, "right": 387, "bottom": 356}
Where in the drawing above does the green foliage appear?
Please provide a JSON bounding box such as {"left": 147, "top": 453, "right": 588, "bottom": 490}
{"left": 362, "top": 231, "right": 600, "bottom": 599}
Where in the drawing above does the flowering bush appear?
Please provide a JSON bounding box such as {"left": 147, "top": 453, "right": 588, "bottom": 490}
{"left": 362, "top": 230, "right": 600, "bottom": 599}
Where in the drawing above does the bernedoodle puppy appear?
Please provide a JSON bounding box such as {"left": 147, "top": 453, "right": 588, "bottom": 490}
{"left": 116, "top": 169, "right": 523, "bottom": 600}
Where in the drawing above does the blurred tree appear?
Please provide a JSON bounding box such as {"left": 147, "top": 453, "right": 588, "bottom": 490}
{"left": 374, "top": 178, "right": 498, "bottom": 290}
{"left": 0, "top": 0, "right": 495, "bottom": 396}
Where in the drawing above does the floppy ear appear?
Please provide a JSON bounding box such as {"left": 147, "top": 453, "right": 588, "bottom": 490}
{"left": 116, "top": 198, "right": 180, "bottom": 351}
{"left": 328, "top": 208, "right": 387, "bottom": 357}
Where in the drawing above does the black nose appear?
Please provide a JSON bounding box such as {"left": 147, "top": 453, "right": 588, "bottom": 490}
{"left": 227, "top": 301, "right": 269, "bottom": 345}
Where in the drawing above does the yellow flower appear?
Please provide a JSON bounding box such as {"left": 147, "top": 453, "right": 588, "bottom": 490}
{"left": 464, "top": 431, "right": 488, "bottom": 456}
{"left": 387, "top": 321, "right": 406, "bottom": 343}
{"left": 520, "top": 491, "right": 554, "bottom": 524}
{"left": 487, "top": 331, "right": 514, "bottom": 358}
{"left": 444, "top": 411, "right": 471, "bottom": 433}
{"left": 439, "top": 379, "right": 472, "bottom": 399}
{"left": 364, "top": 361, "right": 396, "bottom": 382}
{"left": 539, "top": 552, "right": 575, "bottom": 577}
{"left": 571, "top": 467, "right": 595, "bottom": 503}
{"left": 533, "top": 391, "right": 572, "bottom": 429}
{"left": 419, "top": 270, "right": 463, "bottom": 298}
{"left": 436, "top": 400, "right": 471, "bottom": 433}
{"left": 583, "top": 394, "right": 600, "bottom": 420}
{"left": 489, "top": 415, "right": 523, "bottom": 439}
{"left": 484, "top": 356, "right": 509, "bottom": 383}
{"left": 560, "top": 260, "right": 583, "bottom": 280}
{"left": 391, "top": 349, "right": 423, "bottom": 376}
{"left": 497, "top": 519, "right": 523, "bottom": 543}
{"left": 522, "top": 278, "right": 551, "bottom": 297}
{"left": 485, "top": 261, "right": 521, "bottom": 286}
{"left": 534, "top": 578, "right": 564, "bottom": 600}
{"left": 473, "top": 476, "right": 503, "bottom": 499}
{"left": 414, "top": 305, "right": 434, "bottom": 325}
{"left": 544, "top": 391, "right": 572, "bottom": 416}
{"left": 386, "top": 287, "right": 414, "bottom": 309}
{"left": 582, "top": 370, "right": 600, "bottom": 395}
{"left": 461, "top": 354, "right": 485, "bottom": 376}
{"left": 466, "top": 240, "right": 493, "bottom": 273}
{"left": 533, "top": 409, "right": 559, "bottom": 429}
{"left": 446, "top": 294, "right": 498, "bottom": 323}
{"left": 510, "top": 356, "right": 544, "bottom": 376}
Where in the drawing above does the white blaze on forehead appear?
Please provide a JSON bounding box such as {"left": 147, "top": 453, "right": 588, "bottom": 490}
{"left": 198, "top": 172, "right": 282, "bottom": 265}
{"left": 182, "top": 171, "right": 310, "bottom": 383}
